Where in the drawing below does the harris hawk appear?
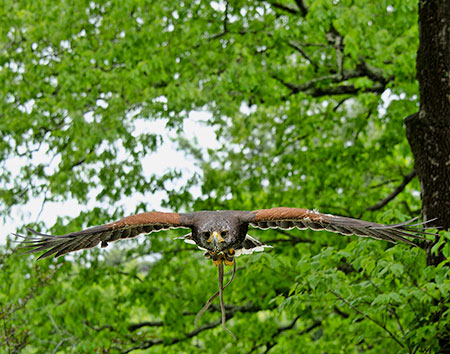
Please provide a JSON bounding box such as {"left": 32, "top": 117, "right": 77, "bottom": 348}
{"left": 16, "top": 207, "right": 431, "bottom": 338}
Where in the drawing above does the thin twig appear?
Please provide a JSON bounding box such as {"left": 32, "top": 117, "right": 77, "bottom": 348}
{"left": 367, "top": 170, "right": 416, "bottom": 211}
{"left": 116, "top": 270, "right": 143, "bottom": 283}
{"left": 209, "top": 0, "right": 230, "bottom": 40}
{"left": 389, "top": 307, "right": 405, "bottom": 337}
{"left": 51, "top": 339, "right": 68, "bottom": 354}
{"left": 331, "top": 291, "right": 405, "bottom": 348}
{"left": 35, "top": 193, "right": 49, "bottom": 223}
{"left": 48, "top": 310, "right": 62, "bottom": 334}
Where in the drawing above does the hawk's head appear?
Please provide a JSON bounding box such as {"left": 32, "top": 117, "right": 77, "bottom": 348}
{"left": 190, "top": 212, "right": 248, "bottom": 265}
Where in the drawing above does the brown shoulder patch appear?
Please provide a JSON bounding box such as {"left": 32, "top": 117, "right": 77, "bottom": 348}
{"left": 111, "top": 212, "right": 181, "bottom": 228}
{"left": 252, "top": 207, "right": 323, "bottom": 222}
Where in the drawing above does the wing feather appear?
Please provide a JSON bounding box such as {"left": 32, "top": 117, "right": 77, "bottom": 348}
{"left": 234, "top": 234, "right": 272, "bottom": 256}
{"left": 247, "top": 207, "right": 433, "bottom": 245}
{"left": 16, "top": 211, "right": 192, "bottom": 259}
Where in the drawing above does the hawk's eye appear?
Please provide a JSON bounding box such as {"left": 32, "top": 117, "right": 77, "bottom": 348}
{"left": 203, "top": 231, "right": 211, "bottom": 238}
{"left": 220, "top": 231, "right": 228, "bottom": 237}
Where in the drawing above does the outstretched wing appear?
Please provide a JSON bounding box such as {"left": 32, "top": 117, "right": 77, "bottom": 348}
{"left": 16, "top": 212, "right": 192, "bottom": 259}
{"left": 234, "top": 234, "right": 273, "bottom": 256}
{"left": 245, "top": 207, "right": 431, "bottom": 245}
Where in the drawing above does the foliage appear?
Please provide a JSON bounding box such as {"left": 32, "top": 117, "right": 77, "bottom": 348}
{"left": 1, "top": 0, "right": 449, "bottom": 353}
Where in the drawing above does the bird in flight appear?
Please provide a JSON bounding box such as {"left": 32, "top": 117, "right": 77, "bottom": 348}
{"left": 16, "top": 207, "right": 430, "bottom": 338}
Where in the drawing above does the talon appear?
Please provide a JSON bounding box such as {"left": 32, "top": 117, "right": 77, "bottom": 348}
{"left": 228, "top": 248, "right": 235, "bottom": 255}
{"left": 224, "top": 259, "right": 234, "bottom": 266}
{"left": 212, "top": 258, "right": 223, "bottom": 267}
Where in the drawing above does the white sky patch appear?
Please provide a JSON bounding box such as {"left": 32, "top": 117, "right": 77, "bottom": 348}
{"left": 60, "top": 40, "right": 71, "bottom": 50}
{"left": 8, "top": 61, "right": 25, "bottom": 74}
{"left": 210, "top": 1, "right": 226, "bottom": 12}
{"left": 84, "top": 110, "right": 95, "bottom": 123}
{"left": 240, "top": 101, "right": 256, "bottom": 115}
{"left": 379, "top": 88, "right": 407, "bottom": 116}
{"left": 411, "top": 190, "right": 420, "bottom": 198}
{"left": 344, "top": 140, "right": 353, "bottom": 148}
{"left": 18, "top": 99, "right": 35, "bottom": 114}
{"left": 0, "top": 112, "right": 219, "bottom": 245}
{"left": 96, "top": 98, "right": 108, "bottom": 109}
{"left": 49, "top": 76, "right": 58, "bottom": 87}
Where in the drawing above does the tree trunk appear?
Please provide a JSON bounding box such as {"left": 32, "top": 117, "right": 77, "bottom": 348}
{"left": 406, "top": 3, "right": 450, "bottom": 349}
{"left": 405, "top": 0, "right": 450, "bottom": 265}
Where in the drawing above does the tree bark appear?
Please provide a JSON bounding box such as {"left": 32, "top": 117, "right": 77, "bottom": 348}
{"left": 405, "top": 0, "right": 450, "bottom": 265}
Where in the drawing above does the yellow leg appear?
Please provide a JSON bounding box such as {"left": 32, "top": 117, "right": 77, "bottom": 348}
{"left": 212, "top": 258, "right": 223, "bottom": 266}
{"left": 224, "top": 259, "right": 234, "bottom": 266}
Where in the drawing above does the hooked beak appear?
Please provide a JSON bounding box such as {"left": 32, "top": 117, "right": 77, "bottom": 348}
{"left": 207, "top": 231, "right": 225, "bottom": 248}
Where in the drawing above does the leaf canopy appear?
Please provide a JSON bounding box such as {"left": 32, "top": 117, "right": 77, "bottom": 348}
{"left": 1, "top": 0, "right": 449, "bottom": 353}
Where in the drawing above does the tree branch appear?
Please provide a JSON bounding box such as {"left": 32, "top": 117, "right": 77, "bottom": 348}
{"left": 288, "top": 40, "right": 318, "bottom": 71}
{"left": 125, "top": 304, "right": 262, "bottom": 334}
{"left": 128, "top": 321, "right": 163, "bottom": 331}
{"left": 248, "top": 317, "right": 321, "bottom": 354}
{"left": 357, "top": 57, "right": 392, "bottom": 85}
{"left": 293, "top": 0, "right": 308, "bottom": 16}
{"left": 334, "top": 306, "right": 350, "bottom": 318}
{"left": 121, "top": 319, "right": 227, "bottom": 353}
{"left": 274, "top": 67, "right": 388, "bottom": 98}
{"left": 266, "top": 1, "right": 300, "bottom": 15}
{"left": 331, "top": 291, "right": 405, "bottom": 349}
{"left": 309, "top": 83, "right": 386, "bottom": 97}
{"left": 263, "top": 317, "right": 303, "bottom": 354}
{"left": 209, "top": 0, "right": 230, "bottom": 40}
{"left": 366, "top": 170, "right": 416, "bottom": 211}
{"left": 265, "top": 0, "right": 308, "bottom": 16}
{"left": 121, "top": 303, "right": 265, "bottom": 353}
